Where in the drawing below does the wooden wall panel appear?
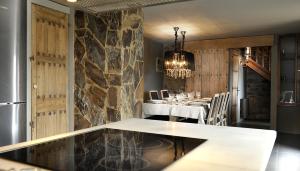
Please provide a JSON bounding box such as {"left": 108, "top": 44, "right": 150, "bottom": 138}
{"left": 209, "top": 49, "right": 215, "bottom": 96}
{"left": 183, "top": 35, "right": 274, "bottom": 125}
{"left": 31, "top": 4, "right": 68, "bottom": 139}
{"left": 185, "top": 35, "right": 274, "bottom": 50}
{"left": 217, "top": 49, "right": 228, "bottom": 95}
{"left": 184, "top": 35, "right": 273, "bottom": 96}
{"left": 186, "top": 48, "right": 229, "bottom": 98}
{"left": 195, "top": 50, "right": 202, "bottom": 93}
{"left": 201, "top": 49, "right": 210, "bottom": 97}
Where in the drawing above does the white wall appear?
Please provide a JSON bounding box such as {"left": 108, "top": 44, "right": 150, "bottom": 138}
{"left": 144, "top": 37, "right": 164, "bottom": 93}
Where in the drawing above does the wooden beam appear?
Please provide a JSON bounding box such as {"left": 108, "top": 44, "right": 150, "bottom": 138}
{"left": 185, "top": 35, "right": 274, "bottom": 50}
{"left": 246, "top": 58, "right": 271, "bottom": 81}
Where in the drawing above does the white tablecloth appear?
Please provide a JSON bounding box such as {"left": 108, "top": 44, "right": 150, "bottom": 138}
{"left": 143, "top": 103, "right": 171, "bottom": 116}
{"left": 143, "top": 103, "right": 207, "bottom": 124}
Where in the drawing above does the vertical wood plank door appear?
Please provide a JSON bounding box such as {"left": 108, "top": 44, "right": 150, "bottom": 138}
{"left": 31, "top": 4, "right": 68, "bottom": 139}
{"left": 186, "top": 48, "right": 229, "bottom": 98}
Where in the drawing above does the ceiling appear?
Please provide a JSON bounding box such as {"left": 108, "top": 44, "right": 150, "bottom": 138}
{"left": 144, "top": 0, "right": 300, "bottom": 42}
{"left": 51, "top": 0, "right": 189, "bottom": 13}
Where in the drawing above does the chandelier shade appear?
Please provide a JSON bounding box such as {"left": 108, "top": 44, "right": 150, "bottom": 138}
{"left": 164, "top": 27, "right": 195, "bottom": 79}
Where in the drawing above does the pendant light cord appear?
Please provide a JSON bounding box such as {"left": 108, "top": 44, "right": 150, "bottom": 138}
{"left": 174, "top": 27, "right": 179, "bottom": 52}
{"left": 181, "top": 31, "right": 186, "bottom": 57}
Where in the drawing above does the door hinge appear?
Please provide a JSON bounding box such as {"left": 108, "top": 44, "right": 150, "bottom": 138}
{"left": 29, "top": 121, "right": 34, "bottom": 128}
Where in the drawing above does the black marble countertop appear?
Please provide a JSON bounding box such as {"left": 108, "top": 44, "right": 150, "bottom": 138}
{"left": 0, "top": 128, "right": 206, "bottom": 171}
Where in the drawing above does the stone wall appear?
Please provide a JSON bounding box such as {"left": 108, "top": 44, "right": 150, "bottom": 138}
{"left": 74, "top": 9, "right": 144, "bottom": 130}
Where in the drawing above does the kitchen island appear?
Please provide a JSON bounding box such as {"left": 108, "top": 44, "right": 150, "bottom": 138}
{"left": 0, "top": 118, "right": 276, "bottom": 171}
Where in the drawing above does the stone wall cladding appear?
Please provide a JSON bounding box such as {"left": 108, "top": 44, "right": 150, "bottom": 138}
{"left": 74, "top": 9, "right": 144, "bottom": 130}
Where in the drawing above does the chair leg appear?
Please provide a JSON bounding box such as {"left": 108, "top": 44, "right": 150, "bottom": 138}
{"left": 223, "top": 119, "right": 227, "bottom": 126}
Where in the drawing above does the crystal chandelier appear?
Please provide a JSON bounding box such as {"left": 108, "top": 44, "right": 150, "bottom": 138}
{"left": 164, "top": 27, "right": 192, "bottom": 79}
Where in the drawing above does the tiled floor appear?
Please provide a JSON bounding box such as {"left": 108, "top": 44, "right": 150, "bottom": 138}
{"left": 266, "top": 133, "right": 300, "bottom": 171}
{"left": 233, "top": 121, "right": 300, "bottom": 171}
{"left": 234, "top": 121, "right": 300, "bottom": 171}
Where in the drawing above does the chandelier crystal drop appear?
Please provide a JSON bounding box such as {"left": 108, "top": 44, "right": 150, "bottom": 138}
{"left": 164, "top": 27, "right": 192, "bottom": 79}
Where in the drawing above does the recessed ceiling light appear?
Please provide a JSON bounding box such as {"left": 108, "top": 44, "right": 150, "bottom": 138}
{"left": 67, "top": 0, "right": 77, "bottom": 2}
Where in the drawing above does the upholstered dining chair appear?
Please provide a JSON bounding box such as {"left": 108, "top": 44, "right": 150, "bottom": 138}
{"left": 206, "top": 94, "right": 220, "bottom": 125}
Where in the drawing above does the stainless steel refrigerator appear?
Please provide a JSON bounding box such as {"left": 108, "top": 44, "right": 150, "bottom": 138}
{"left": 0, "top": 0, "right": 27, "bottom": 146}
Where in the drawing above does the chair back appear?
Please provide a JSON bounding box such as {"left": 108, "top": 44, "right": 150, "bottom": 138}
{"left": 160, "top": 90, "right": 169, "bottom": 99}
{"left": 207, "top": 94, "right": 220, "bottom": 125}
{"left": 221, "top": 92, "right": 230, "bottom": 126}
{"left": 149, "top": 90, "right": 160, "bottom": 100}
{"left": 215, "top": 93, "right": 226, "bottom": 126}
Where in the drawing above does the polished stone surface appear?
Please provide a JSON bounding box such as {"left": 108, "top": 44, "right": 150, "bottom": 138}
{"left": 0, "top": 119, "right": 276, "bottom": 171}
{"left": 266, "top": 133, "right": 300, "bottom": 171}
{"left": 0, "top": 128, "right": 206, "bottom": 171}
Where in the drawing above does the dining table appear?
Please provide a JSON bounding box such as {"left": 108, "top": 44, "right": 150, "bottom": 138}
{"left": 143, "top": 98, "right": 211, "bottom": 124}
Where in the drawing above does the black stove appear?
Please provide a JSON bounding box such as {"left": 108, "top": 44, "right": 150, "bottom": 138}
{"left": 0, "top": 129, "right": 206, "bottom": 171}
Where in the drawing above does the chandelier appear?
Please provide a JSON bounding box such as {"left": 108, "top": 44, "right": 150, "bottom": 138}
{"left": 164, "top": 27, "right": 192, "bottom": 79}
{"left": 240, "top": 47, "right": 251, "bottom": 66}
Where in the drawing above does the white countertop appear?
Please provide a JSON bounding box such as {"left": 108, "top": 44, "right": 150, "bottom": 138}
{"left": 0, "top": 118, "right": 276, "bottom": 171}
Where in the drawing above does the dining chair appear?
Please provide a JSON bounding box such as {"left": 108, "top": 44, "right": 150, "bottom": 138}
{"left": 221, "top": 92, "right": 230, "bottom": 126}
{"left": 215, "top": 93, "right": 226, "bottom": 126}
{"left": 149, "top": 90, "right": 160, "bottom": 100}
{"left": 160, "top": 90, "right": 170, "bottom": 99}
{"left": 206, "top": 94, "right": 220, "bottom": 125}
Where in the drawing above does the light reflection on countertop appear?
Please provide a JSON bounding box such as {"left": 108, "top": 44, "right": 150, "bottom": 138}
{"left": 0, "top": 158, "right": 48, "bottom": 171}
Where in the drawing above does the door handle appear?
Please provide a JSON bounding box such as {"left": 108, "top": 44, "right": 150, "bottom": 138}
{"left": 33, "top": 84, "right": 38, "bottom": 89}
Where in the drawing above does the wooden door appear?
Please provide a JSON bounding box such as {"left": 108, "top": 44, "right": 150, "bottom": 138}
{"left": 230, "top": 49, "right": 241, "bottom": 124}
{"left": 186, "top": 48, "right": 229, "bottom": 97}
{"left": 31, "top": 4, "right": 68, "bottom": 139}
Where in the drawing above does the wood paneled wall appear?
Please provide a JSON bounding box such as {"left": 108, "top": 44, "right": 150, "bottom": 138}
{"left": 186, "top": 49, "right": 229, "bottom": 97}
{"left": 184, "top": 35, "right": 274, "bottom": 49}
{"left": 184, "top": 35, "right": 274, "bottom": 98}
